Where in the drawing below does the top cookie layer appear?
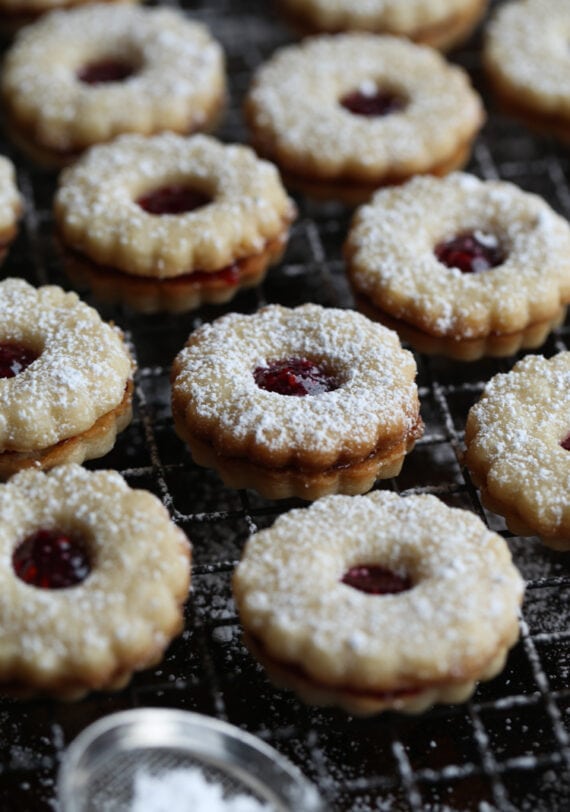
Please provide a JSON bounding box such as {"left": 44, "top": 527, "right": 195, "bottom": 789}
{"left": 1, "top": 4, "right": 225, "bottom": 154}
{"left": 171, "top": 303, "right": 420, "bottom": 470}
{"left": 484, "top": 0, "right": 570, "bottom": 117}
{"left": 345, "top": 172, "right": 570, "bottom": 339}
{"left": 245, "top": 33, "right": 483, "bottom": 182}
{"left": 54, "top": 133, "right": 295, "bottom": 278}
{"left": 0, "top": 278, "right": 133, "bottom": 451}
{"left": 0, "top": 156, "right": 22, "bottom": 235}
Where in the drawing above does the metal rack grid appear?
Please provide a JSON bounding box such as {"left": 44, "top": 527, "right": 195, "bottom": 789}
{"left": 1, "top": 0, "right": 570, "bottom": 809}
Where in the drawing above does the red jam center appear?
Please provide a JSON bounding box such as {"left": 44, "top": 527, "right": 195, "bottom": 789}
{"left": 434, "top": 231, "right": 505, "bottom": 274}
{"left": 560, "top": 434, "right": 570, "bottom": 451}
{"left": 13, "top": 530, "right": 91, "bottom": 589}
{"left": 0, "top": 342, "right": 39, "bottom": 378}
{"left": 341, "top": 85, "right": 405, "bottom": 117}
{"left": 78, "top": 59, "right": 135, "bottom": 85}
{"left": 254, "top": 357, "right": 339, "bottom": 396}
{"left": 341, "top": 565, "right": 412, "bottom": 595}
{"left": 136, "top": 186, "right": 212, "bottom": 216}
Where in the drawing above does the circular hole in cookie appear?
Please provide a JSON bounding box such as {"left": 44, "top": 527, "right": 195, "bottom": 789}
{"left": 13, "top": 529, "right": 92, "bottom": 590}
{"left": 341, "top": 564, "right": 412, "bottom": 595}
{"left": 560, "top": 434, "right": 570, "bottom": 450}
{"left": 136, "top": 186, "right": 212, "bottom": 216}
{"left": 434, "top": 230, "right": 505, "bottom": 274}
{"left": 253, "top": 357, "right": 340, "bottom": 396}
{"left": 0, "top": 342, "right": 40, "bottom": 379}
{"left": 77, "top": 58, "right": 138, "bottom": 85}
{"left": 340, "top": 80, "right": 407, "bottom": 118}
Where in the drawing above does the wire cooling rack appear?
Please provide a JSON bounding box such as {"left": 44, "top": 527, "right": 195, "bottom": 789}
{"left": 1, "top": 1, "right": 570, "bottom": 809}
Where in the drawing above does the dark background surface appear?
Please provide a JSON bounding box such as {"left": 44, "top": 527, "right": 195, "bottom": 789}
{"left": 1, "top": 0, "right": 570, "bottom": 809}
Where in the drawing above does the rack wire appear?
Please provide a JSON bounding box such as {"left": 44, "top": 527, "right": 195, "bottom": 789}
{"left": 1, "top": 1, "right": 570, "bottom": 809}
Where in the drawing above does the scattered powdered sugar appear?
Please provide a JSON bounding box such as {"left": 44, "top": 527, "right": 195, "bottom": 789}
{"left": 346, "top": 172, "right": 570, "bottom": 338}
{"left": 247, "top": 34, "right": 482, "bottom": 177}
{"left": 130, "top": 768, "right": 273, "bottom": 812}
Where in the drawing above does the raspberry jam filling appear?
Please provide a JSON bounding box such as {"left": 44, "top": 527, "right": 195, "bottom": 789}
{"left": 560, "top": 434, "right": 570, "bottom": 451}
{"left": 13, "top": 529, "right": 91, "bottom": 589}
{"left": 0, "top": 342, "right": 39, "bottom": 378}
{"left": 136, "top": 186, "right": 212, "bottom": 216}
{"left": 77, "top": 59, "right": 135, "bottom": 85}
{"left": 254, "top": 357, "right": 339, "bottom": 396}
{"left": 435, "top": 231, "right": 505, "bottom": 274}
{"left": 341, "top": 83, "right": 405, "bottom": 117}
{"left": 341, "top": 565, "right": 412, "bottom": 595}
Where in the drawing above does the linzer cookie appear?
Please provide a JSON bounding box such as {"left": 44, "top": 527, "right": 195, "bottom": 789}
{"left": 345, "top": 172, "right": 570, "bottom": 360}
{"left": 484, "top": 0, "right": 570, "bottom": 143}
{"left": 279, "top": 0, "right": 488, "bottom": 51}
{"left": 171, "top": 304, "right": 423, "bottom": 501}
{"left": 1, "top": 4, "right": 225, "bottom": 166}
{"left": 464, "top": 352, "right": 570, "bottom": 551}
{"left": 233, "top": 491, "right": 524, "bottom": 715}
{"left": 0, "top": 464, "right": 190, "bottom": 699}
{"left": 0, "top": 278, "right": 134, "bottom": 479}
{"left": 0, "top": 155, "right": 22, "bottom": 263}
{"left": 245, "top": 33, "right": 483, "bottom": 203}
{"left": 54, "top": 133, "right": 296, "bottom": 313}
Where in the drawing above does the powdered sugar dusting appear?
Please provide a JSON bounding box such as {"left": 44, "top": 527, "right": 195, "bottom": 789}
{"left": 346, "top": 172, "right": 570, "bottom": 338}
{"left": 172, "top": 304, "right": 420, "bottom": 469}
{"left": 131, "top": 768, "right": 272, "bottom": 812}
{"left": 0, "top": 278, "right": 133, "bottom": 450}
{"left": 246, "top": 34, "right": 483, "bottom": 178}
{"left": 233, "top": 491, "right": 524, "bottom": 690}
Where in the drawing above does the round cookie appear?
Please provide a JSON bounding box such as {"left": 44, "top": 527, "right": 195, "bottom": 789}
{"left": 0, "top": 155, "right": 22, "bottom": 263}
{"left": 245, "top": 33, "right": 484, "bottom": 204}
{"left": 345, "top": 172, "right": 570, "bottom": 360}
{"left": 0, "top": 464, "right": 190, "bottom": 699}
{"left": 1, "top": 4, "right": 226, "bottom": 166}
{"left": 54, "top": 133, "right": 296, "bottom": 313}
{"left": 483, "top": 0, "right": 570, "bottom": 143}
{"left": 0, "top": 277, "right": 134, "bottom": 479}
{"left": 278, "top": 0, "right": 489, "bottom": 51}
{"left": 233, "top": 491, "right": 524, "bottom": 715}
{"left": 464, "top": 351, "right": 570, "bottom": 551}
{"left": 171, "top": 304, "right": 423, "bottom": 501}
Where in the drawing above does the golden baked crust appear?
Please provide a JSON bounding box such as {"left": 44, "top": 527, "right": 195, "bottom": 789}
{"left": 245, "top": 33, "right": 483, "bottom": 201}
{"left": 279, "top": 0, "right": 488, "bottom": 51}
{"left": 345, "top": 173, "right": 570, "bottom": 356}
{"left": 171, "top": 303, "right": 422, "bottom": 500}
{"left": 0, "top": 464, "right": 190, "bottom": 699}
{"left": 1, "top": 5, "right": 226, "bottom": 161}
{"left": 233, "top": 491, "right": 523, "bottom": 714}
{"left": 54, "top": 133, "right": 296, "bottom": 278}
{"left": 484, "top": 0, "right": 570, "bottom": 142}
{"left": 464, "top": 352, "right": 570, "bottom": 550}
{"left": 0, "top": 278, "right": 134, "bottom": 473}
{"left": 0, "top": 155, "right": 23, "bottom": 261}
